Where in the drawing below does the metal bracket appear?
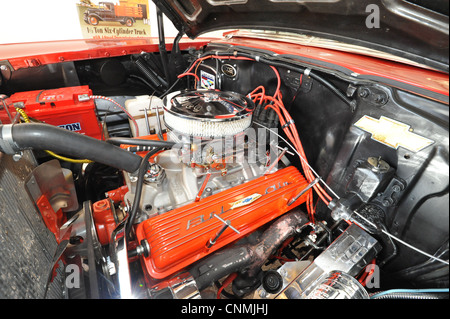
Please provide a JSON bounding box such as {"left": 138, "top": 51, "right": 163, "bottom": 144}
{"left": 206, "top": 213, "right": 240, "bottom": 249}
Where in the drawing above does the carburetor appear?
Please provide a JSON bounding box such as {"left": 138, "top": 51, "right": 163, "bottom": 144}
{"left": 123, "top": 89, "right": 266, "bottom": 221}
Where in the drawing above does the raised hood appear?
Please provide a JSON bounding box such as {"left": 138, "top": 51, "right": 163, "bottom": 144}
{"left": 152, "top": 0, "right": 449, "bottom": 72}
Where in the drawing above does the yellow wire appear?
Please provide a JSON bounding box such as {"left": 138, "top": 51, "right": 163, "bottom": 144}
{"left": 15, "top": 108, "right": 93, "bottom": 164}
{"left": 15, "top": 107, "right": 30, "bottom": 123}
{"left": 43, "top": 150, "right": 93, "bottom": 164}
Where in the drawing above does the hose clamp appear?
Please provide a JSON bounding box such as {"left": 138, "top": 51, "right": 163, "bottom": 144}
{"left": 0, "top": 124, "right": 17, "bottom": 155}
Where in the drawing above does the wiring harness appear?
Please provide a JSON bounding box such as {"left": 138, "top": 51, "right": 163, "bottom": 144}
{"left": 178, "top": 52, "right": 335, "bottom": 223}
{"left": 175, "top": 50, "right": 449, "bottom": 270}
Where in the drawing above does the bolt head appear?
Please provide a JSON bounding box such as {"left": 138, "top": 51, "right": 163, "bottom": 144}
{"left": 259, "top": 289, "right": 267, "bottom": 298}
{"left": 12, "top": 152, "right": 23, "bottom": 162}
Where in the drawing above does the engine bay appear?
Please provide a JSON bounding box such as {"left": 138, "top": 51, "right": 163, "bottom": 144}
{"left": 0, "top": 36, "right": 448, "bottom": 300}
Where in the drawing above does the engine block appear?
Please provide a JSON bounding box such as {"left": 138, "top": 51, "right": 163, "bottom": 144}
{"left": 136, "top": 166, "right": 309, "bottom": 279}
{"left": 123, "top": 148, "right": 265, "bottom": 219}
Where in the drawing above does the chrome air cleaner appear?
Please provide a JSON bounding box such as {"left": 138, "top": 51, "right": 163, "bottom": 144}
{"left": 163, "top": 90, "right": 254, "bottom": 138}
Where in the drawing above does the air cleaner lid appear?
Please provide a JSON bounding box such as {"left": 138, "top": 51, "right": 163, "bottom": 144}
{"left": 163, "top": 90, "right": 254, "bottom": 137}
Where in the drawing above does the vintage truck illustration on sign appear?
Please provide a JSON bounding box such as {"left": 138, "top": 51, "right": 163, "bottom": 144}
{"left": 83, "top": 1, "right": 147, "bottom": 27}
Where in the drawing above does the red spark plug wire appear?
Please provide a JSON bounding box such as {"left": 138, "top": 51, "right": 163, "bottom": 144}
{"left": 184, "top": 54, "right": 335, "bottom": 222}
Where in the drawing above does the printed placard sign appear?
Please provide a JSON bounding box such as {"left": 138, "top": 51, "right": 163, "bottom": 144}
{"left": 77, "top": 0, "right": 151, "bottom": 39}
{"left": 200, "top": 70, "right": 215, "bottom": 89}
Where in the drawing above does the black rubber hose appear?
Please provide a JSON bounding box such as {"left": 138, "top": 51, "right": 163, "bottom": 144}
{"left": 106, "top": 137, "right": 176, "bottom": 148}
{"left": 156, "top": 7, "right": 170, "bottom": 87}
{"left": 190, "top": 246, "right": 252, "bottom": 291}
{"left": 134, "top": 56, "right": 168, "bottom": 91}
{"left": 201, "top": 51, "right": 355, "bottom": 109}
{"left": 189, "top": 209, "right": 309, "bottom": 290}
{"left": 1, "top": 123, "right": 142, "bottom": 172}
{"left": 308, "top": 71, "right": 357, "bottom": 109}
{"left": 255, "top": 54, "right": 355, "bottom": 109}
{"left": 166, "top": 31, "right": 185, "bottom": 87}
{"left": 125, "top": 147, "right": 162, "bottom": 237}
{"left": 160, "top": 77, "right": 182, "bottom": 99}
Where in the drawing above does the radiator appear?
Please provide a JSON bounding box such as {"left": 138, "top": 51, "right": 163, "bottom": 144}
{"left": 0, "top": 151, "right": 64, "bottom": 299}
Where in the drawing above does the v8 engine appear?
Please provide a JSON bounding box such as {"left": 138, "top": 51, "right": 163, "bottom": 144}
{"left": 0, "top": 41, "right": 447, "bottom": 301}
{"left": 124, "top": 89, "right": 311, "bottom": 285}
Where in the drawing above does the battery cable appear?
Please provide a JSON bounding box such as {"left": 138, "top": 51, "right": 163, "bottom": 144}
{"left": 15, "top": 107, "right": 93, "bottom": 164}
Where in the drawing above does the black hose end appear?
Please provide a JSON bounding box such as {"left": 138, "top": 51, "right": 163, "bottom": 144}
{"left": 7, "top": 123, "right": 143, "bottom": 172}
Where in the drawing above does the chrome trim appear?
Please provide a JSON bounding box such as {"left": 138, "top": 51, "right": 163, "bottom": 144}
{"left": 163, "top": 90, "right": 254, "bottom": 123}
{"left": 109, "top": 215, "right": 133, "bottom": 299}
{"left": 255, "top": 223, "right": 381, "bottom": 299}
{"left": 0, "top": 124, "right": 16, "bottom": 154}
{"left": 382, "top": 0, "right": 448, "bottom": 35}
{"left": 226, "top": 30, "right": 437, "bottom": 70}
{"left": 168, "top": 272, "right": 201, "bottom": 299}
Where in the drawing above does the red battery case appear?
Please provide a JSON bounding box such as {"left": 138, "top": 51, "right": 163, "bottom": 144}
{"left": 10, "top": 86, "right": 102, "bottom": 140}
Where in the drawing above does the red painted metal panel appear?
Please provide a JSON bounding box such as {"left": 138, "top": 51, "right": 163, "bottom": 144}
{"left": 216, "top": 35, "right": 449, "bottom": 99}
{"left": 0, "top": 38, "right": 211, "bottom": 71}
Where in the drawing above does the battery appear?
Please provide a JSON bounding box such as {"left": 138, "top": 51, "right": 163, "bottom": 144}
{"left": 10, "top": 86, "right": 102, "bottom": 140}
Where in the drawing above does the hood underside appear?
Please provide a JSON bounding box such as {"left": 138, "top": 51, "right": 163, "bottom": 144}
{"left": 153, "top": 0, "right": 449, "bottom": 72}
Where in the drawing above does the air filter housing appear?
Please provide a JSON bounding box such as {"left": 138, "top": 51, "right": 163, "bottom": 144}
{"left": 163, "top": 90, "right": 254, "bottom": 138}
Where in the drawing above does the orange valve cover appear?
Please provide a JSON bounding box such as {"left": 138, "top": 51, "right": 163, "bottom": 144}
{"left": 136, "top": 166, "right": 310, "bottom": 279}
